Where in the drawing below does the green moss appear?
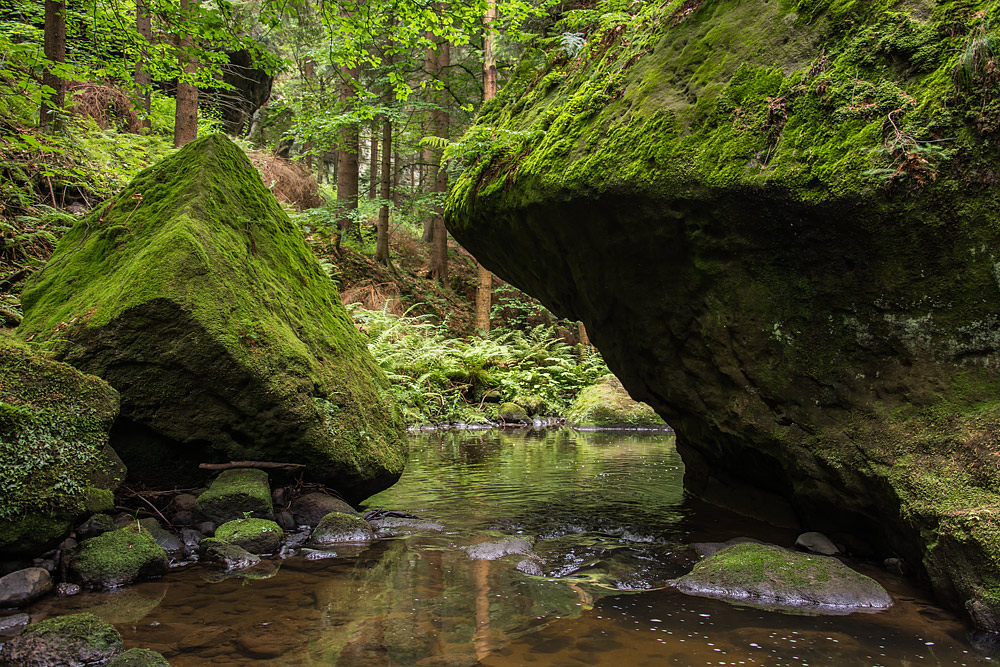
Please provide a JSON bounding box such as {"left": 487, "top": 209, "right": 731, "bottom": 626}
{"left": 214, "top": 517, "right": 282, "bottom": 554}
{"left": 195, "top": 468, "right": 273, "bottom": 523}
{"left": 22, "top": 612, "right": 124, "bottom": 652}
{"left": 567, "top": 376, "right": 666, "bottom": 428}
{"left": 70, "top": 525, "right": 168, "bottom": 589}
{"left": 16, "top": 134, "right": 406, "bottom": 500}
{"left": 106, "top": 648, "right": 171, "bottom": 667}
{"left": 0, "top": 330, "right": 124, "bottom": 555}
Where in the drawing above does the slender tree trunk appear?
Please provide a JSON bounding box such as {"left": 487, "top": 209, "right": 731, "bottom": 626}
{"left": 375, "top": 116, "right": 392, "bottom": 265}
{"left": 421, "top": 138, "right": 435, "bottom": 243}
{"left": 135, "top": 0, "right": 152, "bottom": 131}
{"left": 428, "top": 41, "right": 450, "bottom": 283}
{"left": 173, "top": 0, "right": 199, "bottom": 147}
{"left": 369, "top": 122, "right": 379, "bottom": 200}
{"left": 475, "top": 0, "right": 498, "bottom": 330}
{"left": 40, "top": 0, "right": 66, "bottom": 131}
{"left": 336, "top": 67, "right": 360, "bottom": 245}
{"left": 393, "top": 150, "right": 400, "bottom": 207}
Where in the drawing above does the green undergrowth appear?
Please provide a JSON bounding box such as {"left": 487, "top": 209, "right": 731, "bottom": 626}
{"left": 348, "top": 303, "right": 611, "bottom": 425}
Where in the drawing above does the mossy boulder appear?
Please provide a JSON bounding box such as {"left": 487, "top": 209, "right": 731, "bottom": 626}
{"left": 198, "top": 537, "right": 261, "bottom": 571}
{"left": 497, "top": 402, "right": 529, "bottom": 423}
{"left": 106, "top": 648, "right": 171, "bottom": 667}
{"left": 566, "top": 375, "right": 667, "bottom": 429}
{"left": 445, "top": 0, "right": 1000, "bottom": 630}
{"left": 0, "top": 331, "right": 124, "bottom": 556}
{"left": 512, "top": 394, "right": 546, "bottom": 416}
{"left": 0, "top": 612, "right": 124, "bottom": 666}
{"left": 16, "top": 134, "right": 406, "bottom": 501}
{"left": 68, "top": 525, "right": 168, "bottom": 589}
{"left": 214, "top": 518, "right": 282, "bottom": 554}
{"left": 672, "top": 543, "right": 892, "bottom": 611}
{"left": 309, "top": 512, "right": 376, "bottom": 545}
{"left": 195, "top": 468, "right": 273, "bottom": 524}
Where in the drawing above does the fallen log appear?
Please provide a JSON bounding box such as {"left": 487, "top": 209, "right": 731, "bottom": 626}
{"left": 199, "top": 461, "right": 307, "bottom": 471}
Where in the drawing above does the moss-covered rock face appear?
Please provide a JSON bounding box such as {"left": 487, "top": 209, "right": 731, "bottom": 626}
{"left": 672, "top": 543, "right": 892, "bottom": 611}
{"left": 214, "top": 518, "right": 282, "bottom": 554}
{"left": 0, "top": 331, "right": 124, "bottom": 556}
{"left": 445, "top": 0, "right": 1000, "bottom": 630}
{"left": 567, "top": 375, "right": 667, "bottom": 429}
{"left": 16, "top": 134, "right": 406, "bottom": 501}
{"left": 195, "top": 468, "right": 274, "bottom": 524}
{"left": 106, "top": 648, "right": 172, "bottom": 667}
{"left": 68, "top": 525, "right": 168, "bottom": 589}
{"left": 0, "top": 612, "right": 124, "bottom": 666}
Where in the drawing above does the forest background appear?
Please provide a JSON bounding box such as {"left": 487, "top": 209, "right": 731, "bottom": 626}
{"left": 0, "top": 0, "right": 637, "bottom": 425}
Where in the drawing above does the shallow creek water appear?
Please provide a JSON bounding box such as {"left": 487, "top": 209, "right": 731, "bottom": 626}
{"left": 25, "top": 429, "right": 996, "bottom": 666}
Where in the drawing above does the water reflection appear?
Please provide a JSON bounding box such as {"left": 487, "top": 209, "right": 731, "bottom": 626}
{"left": 24, "top": 429, "right": 994, "bottom": 666}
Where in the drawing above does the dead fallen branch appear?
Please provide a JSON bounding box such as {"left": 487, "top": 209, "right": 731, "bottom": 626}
{"left": 199, "top": 461, "right": 307, "bottom": 471}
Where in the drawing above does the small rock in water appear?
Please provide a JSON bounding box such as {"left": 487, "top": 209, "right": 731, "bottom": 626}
{"left": 795, "top": 531, "right": 841, "bottom": 556}
{"left": 0, "top": 612, "right": 124, "bottom": 666}
{"left": 301, "top": 548, "right": 340, "bottom": 561}
{"left": 173, "top": 493, "right": 198, "bottom": 513}
{"left": 0, "top": 612, "right": 30, "bottom": 634}
{"left": 463, "top": 537, "right": 535, "bottom": 561}
{"left": 0, "top": 568, "right": 53, "bottom": 607}
{"left": 275, "top": 511, "right": 296, "bottom": 531}
{"left": 368, "top": 516, "right": 444, "bottom": 538}
{"left": 309, "top": 513, "right": 375, "bottom": 545}
{"left": 292, "top": 493, "right": 359, "bottom": 527}
{"left": 516, "top": 559, "right": 545, "bottom": 576}
{"left": 57, "top": 583, "right": 81, "bottom": 597}
{"left": 199, "top": 539, "right": 261, "bottom": 572}
{"left": 180, "top": 528, "right": 204, "bottom": 548}
{"left": 106, "top": 647, "right": 172, "bottom": 666}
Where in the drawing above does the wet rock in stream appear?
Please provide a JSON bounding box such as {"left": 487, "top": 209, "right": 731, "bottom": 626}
{"left": 198, "top": 539, "right": 261, "bottom": 571}
{"left": 0, "top": 567, "right": 53, "bottom": 607}
{"left": 292, "top": 493, "right": 359, "bottom": 527}
{"left": 309, "top": 512, "right": 375, "bottom": 545}
{"left": 671, "top": 542, "right": 893, "bottom": 612}
{"left": 463, "top": 537, "right": 535, "bottom": 561}
{"left": 0, "top": 612, "right": 124, "bottom": 667}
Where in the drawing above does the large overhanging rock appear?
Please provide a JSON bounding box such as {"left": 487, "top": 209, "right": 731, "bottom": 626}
{"left": 17, "top": 134, "right": 406, "bottom": 501}
{"left": 445, "top": 0, "right": 1000, "bottom": 630}
{"left": 0, "top": 332, "right": 124, "bottom": 555}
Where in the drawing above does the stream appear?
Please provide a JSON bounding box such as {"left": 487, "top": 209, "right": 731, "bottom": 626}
{"left": 24, "top": 428, "right": 996, "bottom": 665}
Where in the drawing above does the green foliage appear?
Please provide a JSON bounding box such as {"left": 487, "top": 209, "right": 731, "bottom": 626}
{"left": 348, "top": 303, "right": 609, "bottom": 424}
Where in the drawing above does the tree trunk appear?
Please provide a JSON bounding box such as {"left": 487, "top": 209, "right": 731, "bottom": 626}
{"left": 173, "top": 0, "right": 199, "bottom": 147}
{"left": 369, "top": 122, "right": 379, "bottom": 200}
{"left": 40, "top": 0, "right": 66, "bottom": 131}
{"left": 135, "top": 0, "right": 152, "bottom": 131}
{"left": 375, "top": 116, "right": 392, "bottom": 266}
{"left": 393, "top": 150, "right": 400, "bottom": 207}
{"left": 337, "top": 67, "right": 360, "bottom": 245}
{"left": 475, "top": 0, "right": 498, "bottom": 330}
{"left": 427, "top": 40, "right": 450, "bottom": 283}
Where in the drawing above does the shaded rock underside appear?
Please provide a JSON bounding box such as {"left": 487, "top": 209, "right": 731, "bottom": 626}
{"left": 446, "top": 0, "right": 1000, "bottom": 629}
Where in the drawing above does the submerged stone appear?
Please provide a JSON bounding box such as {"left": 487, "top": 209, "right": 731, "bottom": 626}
{"left": 17, "top": 134, "right": 406, "bottom": 501}
{"left": 195, "top": 468, "right": 273, "bottom": 524}
{"left": 0, "top": 332, "right": 124, "bottom": 555}
{"left": 445, "top": 0, "right": 1000, "bottom": 631}
{"left": 566, "top": 376, "right": 666, "bottom": 429}
{"left": 0, "top": 612, "right": 124, "bottom": 666}
{"left": 463, "top": 537, "right": 534, "bottom": 561}
{"left": 68, "top": 526, "right": 168, "bottom": 589}
{"left": 671, "top": 543, "right": 892, "bottom": 612}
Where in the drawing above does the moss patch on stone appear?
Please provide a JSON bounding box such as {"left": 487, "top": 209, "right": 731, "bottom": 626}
{"left": 69, "top": 525, "right": 168, "bottom": 589}
{"left": 106, "top": 648, "right": 172, "bottom": 667}
{"left": 567, "top": 375, "right": 666, "bottom": 428}
{"left": 0, "top": 612, "right": 124, "bottom": 666}
{"left": 214, "top": 518, "right": 282, "bottom": 554}
{"left": 0, "top": 330, "right": 124, "bottom": 555}
{"left": 672, "top": 543, "right": 892, "bottom": 610}
{"left": 195, "top": 468, "right": 274, "bottom": 524}
{"left": 16, "top": 134, "right": 406, "bottom": 501}
{"left": 310, "top": 512, "right": 376, "bottom": 545}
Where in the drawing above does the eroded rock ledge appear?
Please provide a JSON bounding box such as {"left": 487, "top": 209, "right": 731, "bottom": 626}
{"left": 446, "top": 0, "right": 1000, "bottom": 630}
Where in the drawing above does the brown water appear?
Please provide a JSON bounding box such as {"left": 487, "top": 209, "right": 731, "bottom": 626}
{"left": 23, "top": 429, "right": 997, "bottom": 666}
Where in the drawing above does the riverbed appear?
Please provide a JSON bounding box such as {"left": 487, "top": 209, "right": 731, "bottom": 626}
{"left": 24, "top": 429, "right": 995, "bottom": 665}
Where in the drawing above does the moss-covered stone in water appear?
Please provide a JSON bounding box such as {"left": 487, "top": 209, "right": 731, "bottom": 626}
{"left": 195, "top": 468, "right": 273, "bottom": 524}
{"left": 672, "top": 543, "right": 892, "bottom": 611}
{"left": 310, "top": 512, "right": 376, "bottom": 545}
{"left": 0, "top": 330, "right": 125, "bottom": 556}
{"left": 68, "top": 525, "right": 168, "bottom": 589}
{"left": 498, "top": 402, "right": 529, "bottom": 423}
{"left": 214, "top": 518, "right": 282, "bottom": 554}
{"left": 106, "top": 648, "right": 171, "bottom": 667}
{"left": 444, "top": 0, "right": 1000, "bottom": 631}
{"left": 566, "top": 375, "right": 667, "bottom": 429}
{"left": 16, "top": 134, "right": 406, "bottom": 501}
{"left": 198, "top": 537, "right": 261, "bottom": 571}
{"left": 0, "top": 612, "right": 124, "bottom": 666}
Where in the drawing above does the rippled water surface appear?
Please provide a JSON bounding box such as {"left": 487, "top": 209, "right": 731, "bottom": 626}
{"left": 25, "top": 429, "right": 996, "bottom": 665}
